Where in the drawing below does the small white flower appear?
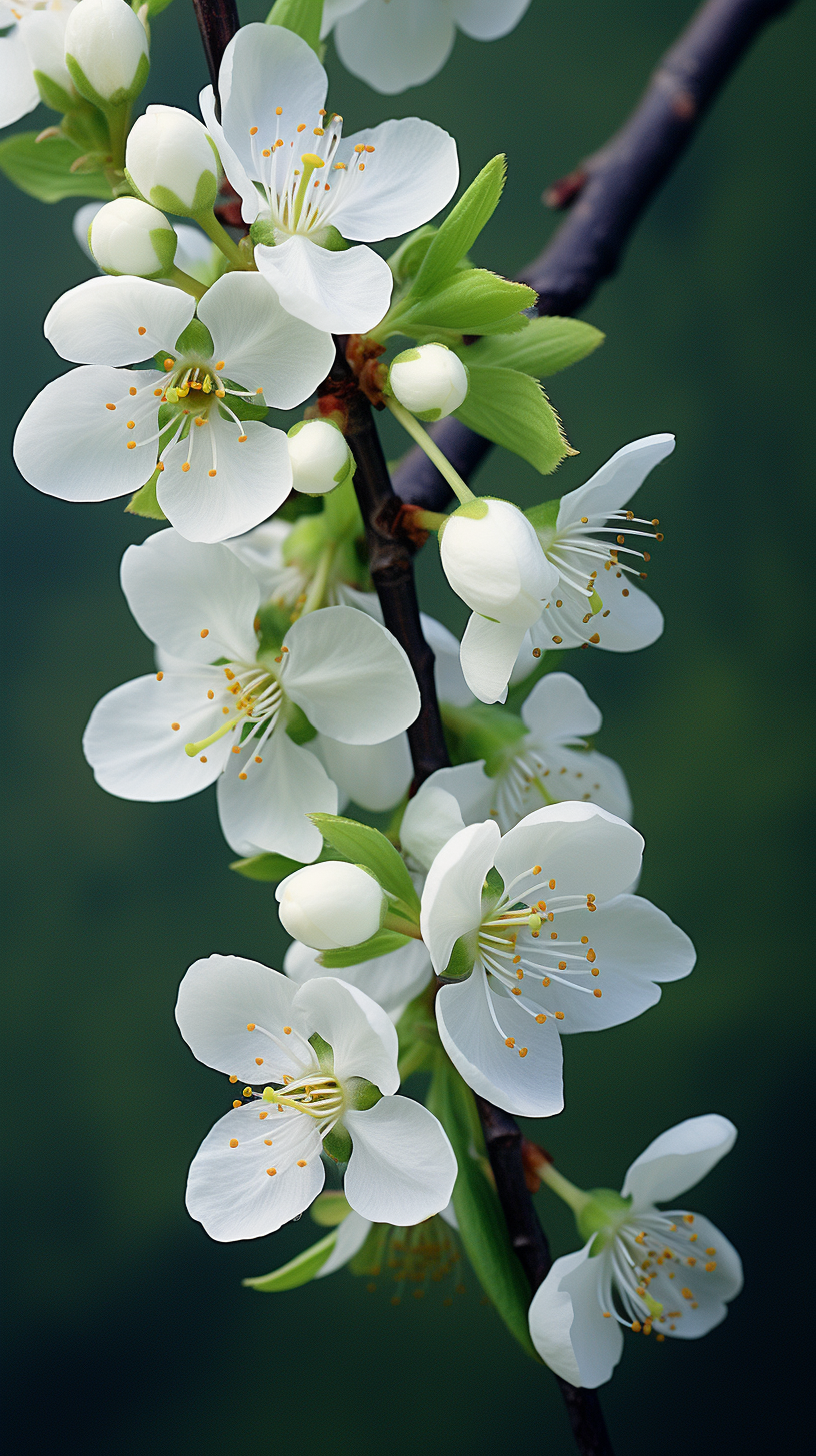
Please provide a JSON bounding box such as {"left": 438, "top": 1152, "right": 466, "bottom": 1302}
{"left": 200, "top": 22, "right": 458, "bottom": 333}
{"left": 74, "top": 201, "right": 220, "bottom": 286}
{"left": 287, "top": 418, "right": 353, "bottom": 495}
{"left": 125, "top": 104, "right": 220, "bottom": 218}
{"left": 322, "top": 0, "right": 532, "bottom": 95}
{"left": 64, "top": 0, "right": 148, "bottom": 107}
{"left": 389, "top": 344, "right": 468, "bottom": 421}
{"left": 420, "top": 802, "right": 695, "bottom": 1116}
{"left": 13, "top": 270, "right": 335, "bottom": 542}
{"left": 277, "top": 862, "right": 386, "bottom": 950}
{"left": 528, "top": 1115, "right": 743, "bottom": 1386}
{"left": 89, "top": 196, "right": 177, "bottom": 278}
{"left": 177, "top": 955, "right": 458, "bottom": 1239}
{"left": 0, "top": 0, "right": 76, "bottom": 129}
{"left": 82, "top": 529, "right": 421, "bottom": 863}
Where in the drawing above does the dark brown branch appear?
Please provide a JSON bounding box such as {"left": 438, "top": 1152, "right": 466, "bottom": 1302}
{"left": 190, "top": 0, "right": 239, "bottom": 98}
{"left": 393, "top": 0, "right": 798, "bottom": 512}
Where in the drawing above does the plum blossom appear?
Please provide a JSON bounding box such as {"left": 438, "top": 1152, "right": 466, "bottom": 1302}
{"left": 200, "top": 23, "right": 458, "bottom": 333}
{"left": 0, "top": 0, "right": 77, "bottom": 129}
{"left": 177, "top": 955, "right": 457, "bottom": 1239}
{"left": 13, "top": 271, "right": 334, "bottom": 542}
{"left": 528, "top": 1115, "right": 743, "bottom": 1386}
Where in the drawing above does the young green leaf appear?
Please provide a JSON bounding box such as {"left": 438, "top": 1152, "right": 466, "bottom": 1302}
{"left": 243, "top": 1229, "right": 338, "bottom": 1292}
{"left": 412, "top": 154, "right": 506, "bottom": 298}
{"left": 397, "top": 268, "right": 536, "bottom": 337}
{"left": 265, "top": 0, "right": 323, "bottom": 52}
{"left": 454, "top": 365, "right": 570, "bottom": 474}
{"left": 0, "top": 132, "right": 113, "bottom": 203}
{"left": 317, "top": 928, "right": 411, "bottom": 968}
{"left": 387, "top": 225, "right": 438, "bottom": 283}
{"left": 460, "top": 315, "right": 604, "bottom": 378}
{"left": 229, "top": 845, "right": 340, "bottom": 882}
{"left": 309, "top": 813, "right": 420, "bottom": 912}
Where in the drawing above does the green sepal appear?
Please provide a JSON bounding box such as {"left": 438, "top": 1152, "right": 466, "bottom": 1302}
{"left": 317, "top": 928, "right": 411, "bottom": 969}
{"left": 132, "top": 166, "right": 219, "bottom": 221}
{"left": 319, "top": 225, "right": 349, "bottom": 252}
{"left": 243, "top": 1229, "right": 339, "bottom": 1291}
{"left": 459, "top": 316, "right": 604, "bottom": 379}
{"left": 395, "top": 268, "right": 536, "bottom": 337}
{"left": 442, "top": 700, "right": 527, "bottom": 774}
{"left": 265, "top": 0, "right": 323, "bottom": 52}
{"left": 229, "top": 844, "right": 340, "bottom": 882}
{"left": 284, "top": 701, "right": 317, "bottom": 745}
{"left": 125, "top": 468, "right": 166, "bottom": 519}
{"left": 412, "top": 155, "right": 506, "bottom": 299}
{"left": 250, "top": 218, "right": 277, "bottom": 247}
{"left": 255, "top": 600, "right": 293, "bottom": 657}
{"left": 387, "top": 225, "right": 437, "bottom": 283}
{"left": 0, "top": 131, "right": 113, "bottom": 202}
{"left": 577, "top": 1188, "right": 632, "bottom": 1250}
{"left": 427, "top": 1055, "right": 539, "bottom": 1360}
{"left": 310, "top": 1190, "right": 352, "bottom": 1227}
{"left": 308, "top": 1030, "right": 334, "bottom": 1072}
{"left": 218, "top": 382, "right": 268, "bottom": 423}
{"left": 454, "top": 365, "right": 570, "bottom": 475}
{"left": 65, "top": 49, "right": 150, "bottom": 111}
{"left": 174, "top": 317, "right": 214, "bottom": 358}
{"left": 322, "top": 1124, "right": 352, "bottom": 1163}
{"left": 344, "top": 1076, "right": 383, "bottom": 1111}
{"left": 32, "top": 71, "right": 77, "bottom": 116}
{"left": 524, "top": 497, "right": 560, "bottom": 535}
{"left": 439, "top": 933, "right": 476, "bottom": 983}
{"left": 309, "top": 813, "right": 421, "bottom": 913}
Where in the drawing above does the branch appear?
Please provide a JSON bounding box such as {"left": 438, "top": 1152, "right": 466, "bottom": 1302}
{"left": 392, "top": 0, "right": 798, "bottom": 512}
{"left": 190, "top": 0, "right": 239, "bottom": 95}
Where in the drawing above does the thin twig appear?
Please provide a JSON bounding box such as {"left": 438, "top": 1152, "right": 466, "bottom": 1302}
{"left": 190, "top": 0, "right": 239, "bottom": 105}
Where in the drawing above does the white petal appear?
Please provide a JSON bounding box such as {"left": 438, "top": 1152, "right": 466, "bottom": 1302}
{"left": 199, "top": 84, "right": 261, "bottom": 224}
{"left": 315, "top": 1209, "right": 372, "bottom": 1277}
{"left": 528, "top": 1244, "right": 623, "bottom": 1387}
{"left": 13, "top": 366, "right": 162, "bottom": 502}
{"left": 418, "top": 761, "right": 495, "bottom": 826}
{"left": 158, "top": 414, "right": 292, "bottom": 544}
{"left": 528, "top": 744, "right": 632, "bottom": 824}
{"left": 451, "top": 0, "right": 532, "bottom": 41}
{"left": 533, "top": 575, "right": 664, "bottom": 655}
{"left": 43, "top": 275, "right": 194, "bottom": 365}
{"left": 186, "top": 1100, "right": 324, "bottom": 1241}
{"left": 284, "top": 605, "right": 420, "bottom": 742}
{"left": 330, "top": 118, "right": 458, "bottom": 241}
{"left": 284, "top": 938, "right": 432, "bottom": 1019}
{"left": 216, "top": 728, "right": 335, "bottom": 862}
{"left": 522, "top": 671, "right": 602, "bottom": 741}
{"left": 344, "top": 1097, "right": 457, "bottom": 1223}
{"left": 642, "top": 1212, "right": 743, "bottom": 1335}
{"left": 223, "top": 518, "right": 291, "bottom": 596}
{"left": 334, "top": 0, "right": 455, "bottom": 93}
{"left": 0, "top": 31, "right": 39, "bottom": 128}
{"left": 421, "top": 612, "right": 473, "bottom": 707}
{"left": 420, "top": 820, "right": 500, "bottom": 974}
{"left": 311, "top": 732, "right": 413, "bottom": 812}
{"left": 82, "top": 672, "right": 231, "bottom": 801}
{"left": 401, "top": 782, "right": 466, "bottom": 871}
{"left": 195, "top": 271, "right": 335, "bottom": 408}
{"left": 175, "top": 953, "right": 305, "bottom": 1082}
{"left": 621, "top": 1114, "right": 737, "bottom": 1207}
{"left": 254, "top": 235, "right": 393, "bottom": 335}
{"left": 556, "top": 435, "right": 676, "bottom": 530}
{"left": 217, "top": 23, "right": 327, "bottom": 188}
{"left": 120, "top": 528, "right": 259, "bottom": 663}
{"left": 460, "top": 612, "right": 530, "bottom": 704}
{"left": 293, "top": 975, "right": 399, "bottom": 1093}
{"left": 493, "top": 802, "right": 644, "bottom": 906}
{"left": 436, "top": 970, "right": 564, "bottom": 1117}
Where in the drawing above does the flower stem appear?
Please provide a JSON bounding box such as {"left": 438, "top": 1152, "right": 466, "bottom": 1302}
{"left": 195, "top": 208, "right": 252, "bottom": 270}
{"left": 382, "top": 912, "right": 424, "bottom": 940}
{"left": 103, "top": 101, "right": 130, "bottom": 171}
{"left": 168, "top": 266, "right": 207, "bottom": 301}
{"left": 384, "top": 397, "right": 476, "bottom": 506}
{"left": 412, "top": 507, "right": 448, "bottom": 533}
{"left": 537, "top": 1160, "right": 593, "bottom": 1217}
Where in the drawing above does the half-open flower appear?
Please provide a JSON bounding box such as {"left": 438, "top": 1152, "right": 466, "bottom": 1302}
{"left": 0, "top": 0, "right": 78, "bottom": 128}
{"left": 177, "top": 955, "right": 457, "bottom": 1239}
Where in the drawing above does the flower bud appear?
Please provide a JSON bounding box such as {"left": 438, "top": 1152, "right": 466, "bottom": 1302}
{"left": 276, "top": 863, "right": 386, "bottom": 951}
{"left": 64, "top": 0, "right": 149, "bottom": 108}
{"left": 440, "top": 497, "right": 557, "bottom": 626}
{"left": 19, "top": 9, "right": 78, "bottom": 113}
{"left": 125, "top": 105, "right": 220, "bottom": 218}
{"left": 287, "top": 419, "right": 354, "bottom": 496}
{"left": 388, "top": 344, "right": 468, "bottom": 421}
{"left": 89, "top": 197, "right": 177, "bottom": 279}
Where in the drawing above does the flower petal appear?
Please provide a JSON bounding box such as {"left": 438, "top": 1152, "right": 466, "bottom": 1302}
{"left": 451, "top": 0, "right": 532, "bottom": 41}
{"left": 199, "top": 83, "right": 261, "bottom": 224}
{"left": 315, "top": 1209, "right": 372, "bottom": 1277}
{"left": 293, "top": 975, "right": 399, "bottom": 1093}
{"left": 254, "top": 235, "right": 393, "bottom": 335}
{"left": 556, "top": 435, "right": 675, "bottom": 530}
{"left": 521, "top": 671, "right": 602, "bottom": 741}
{"left": 461, "top": 612, "right": 534, "bottom": 705}
{"left": 186, "top": 1100, "right": 324, "bottom": 1241}
{"left": 218, "top": 23, "right": 328, "bottom": 189}
{"left": 333, "top": 0, "right": 455, "bottom": 93}
{"left": 417, "top": 761, "right": 495, "bottom": 827}
{"left": 330, "top": 117, "right": 458, "bottom": 240}
{"left": 43, "top": 275, "right": 194, "bottom": 365}
{"left": 175, "top": 953, "right": 305, "bottom": 1082}
{"left": 344, "top": 1097, "right": 457, "bottom": 1223}
{"left": 532, "top": 575, "right": 664, "bottom": 655}
{"left": 216, "top": 728, "right": 335, "bottom": 863}
{"left": 493, "top": 802, "right": 644, "bottom": 906}
{"left": 284, "top": 938, "right": 432, "bottom": 1019}
{"left": 621, "top": 1114, "right": 737, "bottom": 1207}
{"left": 158, "top": 413, "right": 292, "bottom": 544}
{"left": 0, "top": 30, "right": 39, "bottom": 128}
{"left": 82, "top": 672, "right": 231, "bottom": 800}
{"left": 120, "top": 529, "right": 260, "bottom": 663}
{"left": 528, "top": 1243, "right": 623, "bottom": 1387}
{"left": 284, "top": 605, "right": 420, "bottom": 742}
{"left": 421, "top": 612, "right": 473, "bottom": 707}
{"left": 195, "top": 271, "right": 335, "bottom": 408}
{"left": 13, "top": 366, "right": 162, "bottom": 502}
{"left": 310, "top": 732, "right": 413, "bottom": 812}
{"left": 420, "top": 820, "right": 500, "bottom": 974}
{"left": 644, "top": 1211, "right": 743, "bottom": 1336}
{"left": 436, "top": 970, "right": 564, "bottom": 1117}
{"left": 526, "top": 744, "right": 632, "bottom": 824}
{"left": 401, "top": 782, "right": 466, "bottom": 872}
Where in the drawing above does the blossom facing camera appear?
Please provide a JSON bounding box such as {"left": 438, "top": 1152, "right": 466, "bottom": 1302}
{"left": 64, "top": 0, "right": 149, "bottom": 108}
{"left": 125, "top": 105, "right": 220, "bottom": 218}
{"left": 177, "top": 956, "right": 458, "bottom": 1239}
{"left": 388, "top": 344, "right": 468, "bottom": 421}
{"left": 277, "top": 863, "right": 386, "bottom": 951}
{"left": 287, "top": 419, "right": 354, "bottom": 495}
{"left": 528, "top": 1115, "right": 743, "bottom": 1386}
{"left": 89, "top": 196, "right": 177, "bottom": 279}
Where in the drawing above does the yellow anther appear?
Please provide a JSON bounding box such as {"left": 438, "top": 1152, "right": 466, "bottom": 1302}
{"left": 229, "top": 1139, "right": 238, "bottom": 1148}
{"left": 535, "top": 1014, "right": 546, "bottom": 1023}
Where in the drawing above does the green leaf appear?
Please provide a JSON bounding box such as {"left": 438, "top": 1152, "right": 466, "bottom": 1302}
{"left": 454, "top": 365, "right": 569, "bottom": 475}
{"left": 318, "top": 928, "right": 410, "bottom": 969}
{"left": 243, "top": 1229, "right": 338, "bottom": 1292}
{"left": 427, "top": 1055, "right": 539, "bottom": 1360}
{"left": 125, "top": 469, "right": 166, "bottom": 520}
{"left": 309, "top": 813, "right": 420, "bottom": 912}
{"left": 0, "top": 131, "right": 113, "bottom": 203}
{"left": 146, "top": 0, "right": 176, "bottom": 16}
{"left": 460, "top": 315, "right": 604, "bottom": 378}
{"left": 265, "top": 0, "right": 323, "bottom": 52}
{"left": 388, "top": 225, "right": 437, "bottom": 283}
{"left": 413, "top": 155, "right": 506, "bottom": 298}
{"left": 229, "top": 844, "right": 340, "bottom": 882}
{"left": 397, "top": 268, "right": 535, "bottom": 337}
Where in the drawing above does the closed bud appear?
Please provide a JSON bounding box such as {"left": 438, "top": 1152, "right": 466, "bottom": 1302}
{"left": 388, "top": 343, "right": 468, "bottom": 421}
{"left": 89, "top": 196, "right": 177, "bottom": 279}
{"left": 64, "top": 0, "right": 149, "bottom": 108}
{"left": 125, "top": 105, "right": 220, "bottom": 218}
{"left": 440, "top": 497, "right": 557, "bottom": 627}
{"left": 287, "top": 419, "right": 353, "bottom": 496}
{"left": 276, "top": 862, "right": 386, "bottom": 951}
{"left": 19, "top": 9, "right": 79, "bottom": 113}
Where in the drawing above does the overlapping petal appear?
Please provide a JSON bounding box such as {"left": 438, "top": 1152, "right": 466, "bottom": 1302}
{"left": 460, "top": 611, "right": 530, "bottom": 704}
{"left": 311, "top": 732, "right": 413, "bottom": 812}
{"left": 492, "top": 803, "right": 643, "bottom": 906}
{"left": 528, "top": 1244, "right": 624, "bottom": 1388}
{"left": 284, "top": 938, "right": 432, "bottom": 1019}
{"left": 401, "top": 783, "right": 466, "bottom": 872}
{"left": 420, "top": 820, "right": 500, "bottom": 973}
{"left": 436, "top": 971, "right": 564, "bottom": 1117}
{"left": 120, "top": 530, "right": 260, "bottom": 664}
{"left": 254, "top": 234, "right": 394, "bottom": 335}
{"left": 293, "top": 976, "right": 399, "bottom": 1093}
{"left": 344, "top": 1097, "right": 457, "bottom": 1223}
{"left": 43, "top": 275, "right": 194, "bottom": 365}
{"left": 284, "top": 605, "right": 420, "bottom": 743}
{"left": 195, "top": 272, "right": 334, "bottom": 408}
{"left": 175, "top": 954, "right": 305, "bottom": 1083}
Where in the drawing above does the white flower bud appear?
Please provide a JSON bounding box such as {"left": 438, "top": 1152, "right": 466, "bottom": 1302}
{"left": 287, "top": 419, "right": 353, "bottom": 496}
{"left": 64, "top": 0, "right": 149, "bottom": 107}
{"left": 89, "top": 196, "right": 177, "bottom": 279}
{"left": 440, "top": 497, "right": 557, "bottom": 626}
{"left": 276, "top": 862, "right": 386, "bottom": 951}
{"left": 389, "top": 344, "right": 469, "bottom": 421}
{"left": 20, "top": 9, "right": 78, "bottom": 109}
{"left": 125, "top": 105, "right": 219, "bottom": 218}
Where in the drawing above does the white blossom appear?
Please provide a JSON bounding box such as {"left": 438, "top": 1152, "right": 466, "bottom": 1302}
{"left": 89, "top": 196, "right": 177, "bottom": 278}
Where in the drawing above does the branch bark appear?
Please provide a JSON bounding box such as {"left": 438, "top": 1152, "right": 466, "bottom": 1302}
{"left": 190, "top": 0, "right": 239, "bottom": 98}
{"left": 392, "top": 0, "right": 797, "bottom": 512}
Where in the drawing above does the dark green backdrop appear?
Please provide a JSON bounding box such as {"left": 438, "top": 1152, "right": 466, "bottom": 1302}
{"left": 2, "top": 1, "right": 813, "bottom": 1451}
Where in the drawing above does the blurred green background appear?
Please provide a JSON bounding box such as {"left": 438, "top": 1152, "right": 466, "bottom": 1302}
{"left": 2, "top": 0, "right": 813, "bottom": 1450}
